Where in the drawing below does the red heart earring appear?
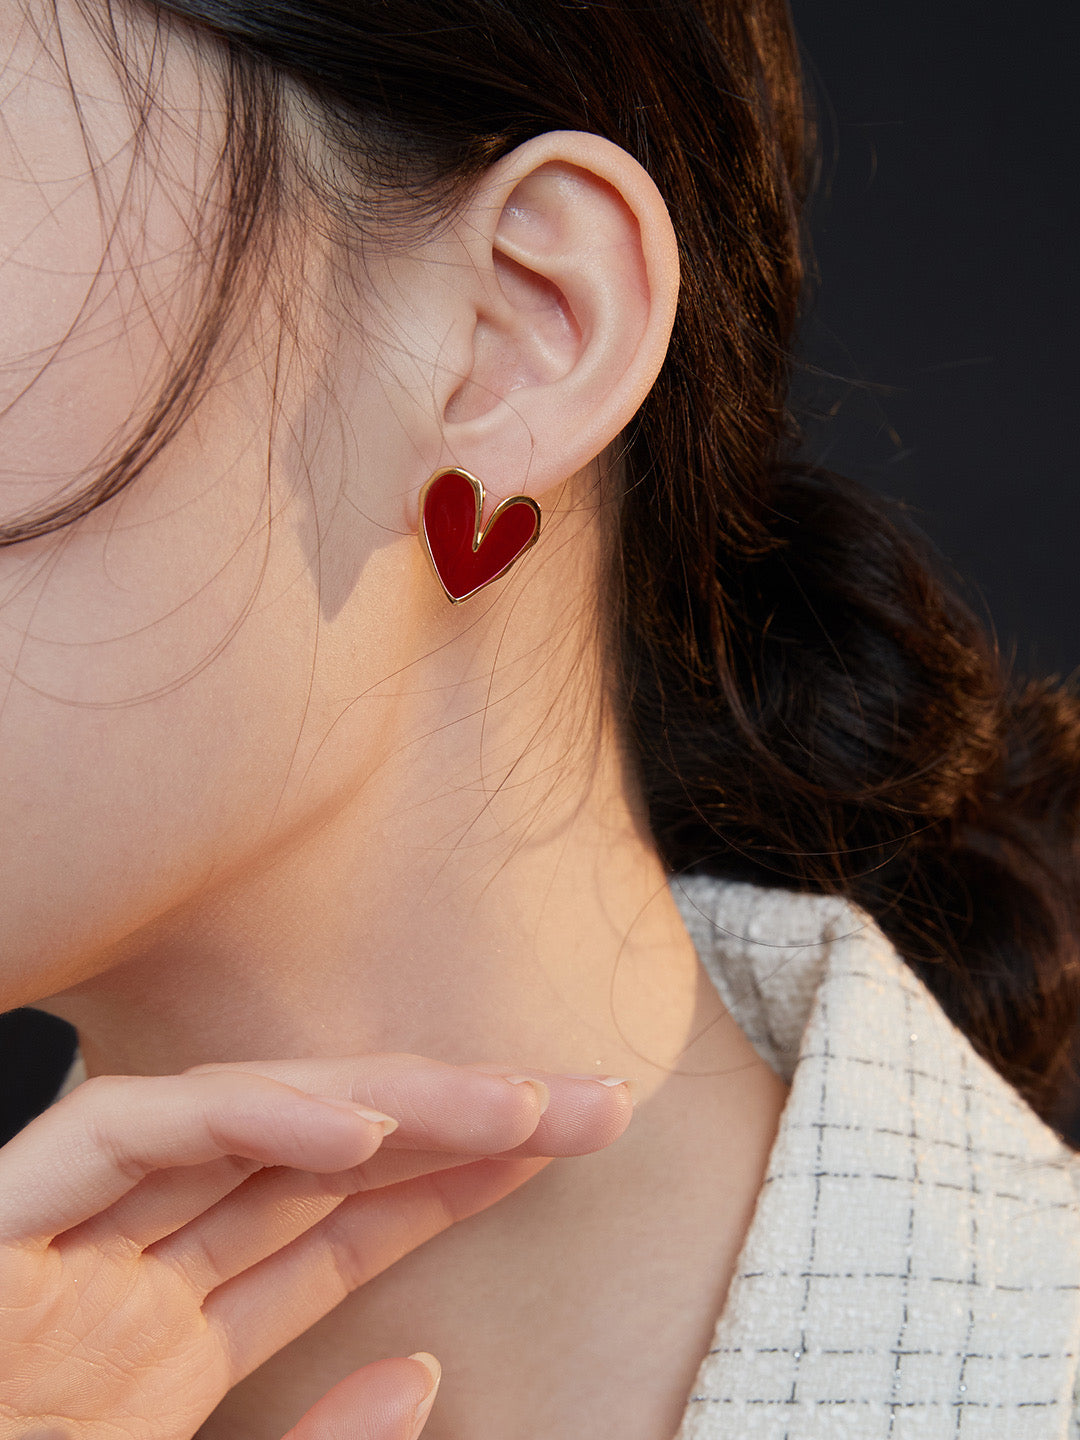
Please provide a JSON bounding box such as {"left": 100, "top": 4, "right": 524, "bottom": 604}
{"left": 419, "top": 467, "right": 541, "bottom": 604}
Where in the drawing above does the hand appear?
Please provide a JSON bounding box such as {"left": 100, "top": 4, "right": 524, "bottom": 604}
{"left": 0, "top": 1055, "right": 632, "bottom": 1440}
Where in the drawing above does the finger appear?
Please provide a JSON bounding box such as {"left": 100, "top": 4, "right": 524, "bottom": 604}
{"left": 133, "top": 1131, "right": 552, "bottom": 1283}
{"left": 463, "top": 1067, "right": 635, "bottom": 1157}
{"left": 83, "top": 1067, "right": 630, "bottom": 1252}
{"left": 284, "top": 1064, "right": 636, "bottom": 1190}
{"left": 187, "top": 1053, "right": 634, "bottom": 1156}
{"left": 208, "top": 1155, "right": 549, "bottom": 1379}
{"left": 145, "top": 1164, "right": 356, "bottom": 1295}
{"left": 185, "top": 1054, "right": 550, "bottom": 1154}
{"left": 82, "top": 1152, "right": 265, "bottom": 1250}
{"left": 0, "top": 1072, "right": 397, "bottom": 1244}
{"left": 150, "top": 1117, "right": 574, "bottom": 1293}
{"left": 283, "top": 1354, "right": 441, "bottom": 1440}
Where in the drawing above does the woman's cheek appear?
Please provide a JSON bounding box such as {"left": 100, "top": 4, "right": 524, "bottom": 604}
{"left": 0, "top": 466, "right": 322, "bottom": 1007}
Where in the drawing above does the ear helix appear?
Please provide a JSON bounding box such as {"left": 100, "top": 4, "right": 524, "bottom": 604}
{"left": 418, "top": 468, "right": 541, "bottom": 604}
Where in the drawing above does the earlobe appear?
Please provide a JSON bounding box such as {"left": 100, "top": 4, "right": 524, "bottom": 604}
{"left": 438, "top": 131, "right": 680, "bottom": 502}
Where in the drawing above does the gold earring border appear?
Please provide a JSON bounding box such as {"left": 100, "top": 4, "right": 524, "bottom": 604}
{"left": 418, "top": 467, "right": 542, "bottom": 605}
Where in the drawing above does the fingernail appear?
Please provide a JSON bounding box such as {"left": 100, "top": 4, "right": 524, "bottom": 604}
{"left": 313, "top": 1097, "right": 399, "bottom": 1135}
{"left": 502, "top": 1076, "right": 551, "bottom": 1113}
{"left": 352, "top": 1106, "right": 400, "bottom": 1135}
{"left": 407, "top": 1352, "right": 442, "bottom": 1440}
{"left": 565, "top": 1074, "right": 637, "bottom": 1101}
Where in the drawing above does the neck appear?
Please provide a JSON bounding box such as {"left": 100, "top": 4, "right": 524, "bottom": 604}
{"left": 60, "top": 752, "right": 724, "bottom": 1090}
{"left": 45, "top": 525, "right": 731, "bottom": 1091}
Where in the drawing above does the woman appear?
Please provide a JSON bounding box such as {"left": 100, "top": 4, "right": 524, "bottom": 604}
{"left": 0, "top": 0, "right": 1077, "bottom": 1436}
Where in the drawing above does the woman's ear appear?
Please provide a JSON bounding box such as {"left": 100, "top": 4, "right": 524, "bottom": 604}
{"left": 382, "top": 130, "right": 680, "bottom": 513}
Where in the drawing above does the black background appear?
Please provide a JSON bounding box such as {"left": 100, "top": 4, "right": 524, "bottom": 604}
{"left": 790, "top": 0, "right": 1078, "bottom": 681}
{"left": 2, "top": 0, "right": 1078, "bottom": 1144}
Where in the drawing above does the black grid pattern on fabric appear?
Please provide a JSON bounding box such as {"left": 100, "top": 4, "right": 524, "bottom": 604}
{"left": 673, "top": 904, "right": 1080, "bottom": 1440}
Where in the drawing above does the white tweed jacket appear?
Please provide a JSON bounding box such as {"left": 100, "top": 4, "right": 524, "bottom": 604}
{"left": 669, "top": 874, "right": 1080, "bottom": 1440}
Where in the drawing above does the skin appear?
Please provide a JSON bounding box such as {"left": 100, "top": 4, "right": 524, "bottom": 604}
{"left": 0, "top": 1057, "right": 634, "bottom": 1439}
{"left": 0, "top": 3, "right": 790, "bottom": 1437}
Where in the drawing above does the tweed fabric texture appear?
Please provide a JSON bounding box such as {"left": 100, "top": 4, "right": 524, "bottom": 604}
{"left": 671, "top": 875, "right": 1080, "bottom": 1439}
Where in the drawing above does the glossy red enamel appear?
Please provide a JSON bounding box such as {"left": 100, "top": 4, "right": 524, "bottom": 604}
{"left": 420, "top": 469, "right": 540, "bottom": 602}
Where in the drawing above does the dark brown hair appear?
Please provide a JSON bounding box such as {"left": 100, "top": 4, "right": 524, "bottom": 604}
{"left": 9, "top": 0, "right": 1080, "bottom": 1130}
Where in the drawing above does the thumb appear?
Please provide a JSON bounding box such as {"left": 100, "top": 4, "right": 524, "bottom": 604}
{"left": 281, "top": 1353, "right": 442, "bottom": 1440}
